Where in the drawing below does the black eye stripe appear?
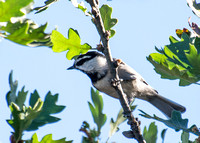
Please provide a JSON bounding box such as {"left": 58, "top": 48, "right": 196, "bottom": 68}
{"left": 75, "top": 51, "right": 104, "bottom": 66}
{"left": 76, "top": 57, "right": 92, "bottom": 66}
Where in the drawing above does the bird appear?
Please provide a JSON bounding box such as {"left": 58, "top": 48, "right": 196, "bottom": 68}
{"left": 67, "top": 51, "right": 186, "bottom": 118}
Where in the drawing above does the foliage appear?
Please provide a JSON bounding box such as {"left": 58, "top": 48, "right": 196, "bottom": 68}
{"left": 181, "top": 131, "right": 200, "bottom": 143}
{"left": 79, "top": 121, "right": 99, "bottom": 143}
{"left": 143, "top": 122, "right": 158, "bottom": 143}
{"left": 27, "top": 90, "right": 66, "bottom": 131}
{"left": 147, "top": 32, "right": 200, "bottom": 86}
{"left": 0, "top": 0, "right": 33, "bottom": 22}
{"left": 88, "top": 88, "right": 107, "bottom": 134}
{"left": 0, "top": 0, "right": 51, "bottom": 47}
{"left": 69, "top": 0, "right": 92, "bottom": 17}
{"left": 108, "top": 102, "right": 136, "bottom": 140}
{"left": 69, "top": 1, "right": 117, "bottom": 38}
{"left": 7, "top": 101, "right": 43, "bottom": 142}
{"left": 139, "top": 110, "right": 200, "bottom": 136}
{"left": 28, "top": 133, "right": 72, "bottom": 143}
{"left": 6, "top": 71, "right": 65, "bottom": 142}
{"left": 1, "top": 0, "right": 200, "bottom": 142}
{"left": 160, "top": 128, "right": 167, "bottom": 143}
{"left": 99, "top": 4, "right": 117, "bottom": 38}
{"left": 34, "top": 0, "right": 59, "bottom": 14}
{"left": 51, "top": 29, "right": 92, "bottom": 60}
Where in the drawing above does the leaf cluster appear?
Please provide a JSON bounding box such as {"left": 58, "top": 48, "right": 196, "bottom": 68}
{"left": 0, "top": 0, "right": 51, "bottom": 47}
{"left": 6, "top": 71, "right": 66, "bottom": 142}
{"left": 139, "top": 110, "right": 200, "bottom": 136}
{"left": 50, "top": 2, "right": 117, "bottom": 60}
{"left": 79, "top": 121, "right": 99, "bottom": 143}
{"left": 148, "top": 32, "right": 200, "bottom": 86}
{"left": 28, "top": 133, "right": 72, "bottom": 143}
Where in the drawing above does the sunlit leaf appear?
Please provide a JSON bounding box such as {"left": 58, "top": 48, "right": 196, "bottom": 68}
{"left": 31, "top": 133, "right": 72, "bottom": 143}
{"left": 1, "top": 20, "right": 51, "bottom": 47}
{"left": 51, "top": 29, "right": 91, "bottom": 60}
{"left": 148, "top": 32, "right": 200, "bottom": 86}
{"left": 69, "top": 0, "right": 92, "bottom": 17}
{"left": 0, "top": 0, "right": 33, "bottom": 22}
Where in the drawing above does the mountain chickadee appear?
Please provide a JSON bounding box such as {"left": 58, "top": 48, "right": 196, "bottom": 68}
{"left": 68, "top": 51, "right": 186, "bottom": 117}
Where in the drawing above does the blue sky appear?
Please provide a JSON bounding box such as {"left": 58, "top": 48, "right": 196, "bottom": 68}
{"left": 0, "top": 0, "right": 199, "bottom": 143}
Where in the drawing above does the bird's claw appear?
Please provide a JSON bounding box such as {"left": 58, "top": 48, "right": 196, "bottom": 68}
{"left": 111, "top": 78, "right": 123, "bottom": 87}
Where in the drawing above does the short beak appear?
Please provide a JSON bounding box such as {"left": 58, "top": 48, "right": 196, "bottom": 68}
{"left": 67, "top": 65, "right": 75, "bottom": 70}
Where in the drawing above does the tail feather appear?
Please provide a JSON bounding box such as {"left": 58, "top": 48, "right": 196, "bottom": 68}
{"left": 147, "top": 95, "right": 186, "bottom": 118}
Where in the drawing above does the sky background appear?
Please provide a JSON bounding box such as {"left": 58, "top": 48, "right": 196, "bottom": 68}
{"left": 0, "top": 0, "right": 199, "bottom": 143}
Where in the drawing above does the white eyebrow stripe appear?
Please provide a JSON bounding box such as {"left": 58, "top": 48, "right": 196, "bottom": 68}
{"left": 76, "top": 56, "right": 92, "bottom": 63}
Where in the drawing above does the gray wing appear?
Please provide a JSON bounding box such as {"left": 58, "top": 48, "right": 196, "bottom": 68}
{"left": 118, "top": 62, "right": 139, "bottom": 81}
{"left": 118, "top": 62, "right": 159, "bottom": 93}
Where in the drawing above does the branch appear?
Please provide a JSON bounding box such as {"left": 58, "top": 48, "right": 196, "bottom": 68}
{"left": 86, "top": 0, "right": 145, "bottom": 142}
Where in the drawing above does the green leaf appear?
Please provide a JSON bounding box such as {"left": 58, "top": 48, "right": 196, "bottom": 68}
{"left": 7, "top": 99, "right": 43, "bottom": 141}
{"left": 181, "top": 131, "right": 189, "bottom": 143}
{"left": 51, "top": 29, "right": 92, "bottom": 60}
{"left": 100, "top": 5, "right": 117, "bottom": 38}
{"left": 6, "top": 71, "right": 28, "bottom": 110}
{"left": 88, "top": 88, "right": 107, "bottom": 134}
{"left": 29, "top": 90, "right": 40, "bottom": 108}
{"left": 161, "top": 128, "right": 167, "bottom": 143}
{"left": 80, "top": 121, "right": 99, "bottom": 143}
{"left": 108, "top": 103, "right": 137, "bottom": 139}
{"left": 185, "top": 44, "right": 200, "bottom": 75}
{"left": 31, "top": 133, "right": 72, "bottom": 143}
{"left": 69, "top": 0, "right": 92, "bottom": 17}
{"left": 91, "top": 88, "right": 103, "bottom": 112}
{"left": 1, "top": 20, "right": 51, "bottom": 47}
{"left": 16, "top": 86, "right": 28, "bottom": 110}
{"left": 34, "top": 0, "right": 58, "bottom": 14}
{"left": 27, "top": 91, "right": 66, "bottom": 131}
{"left": 6, "top": 71, "right": 18, "bottom": 106}
{"left": 148, "top": 32, "right": 200, "bottom": 86}
{"left": 143, "top": 122, "right": 158, "bottom": 143}
{"left": 0, "top": 0, "right": 33, "bottom": 22}
{"left": 139, "top": 110, "right": 200, "bottom": 136}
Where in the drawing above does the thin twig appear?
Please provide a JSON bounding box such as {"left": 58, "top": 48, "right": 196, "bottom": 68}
{"left": 86, "top": 0, "right": 145, "bottom": 142}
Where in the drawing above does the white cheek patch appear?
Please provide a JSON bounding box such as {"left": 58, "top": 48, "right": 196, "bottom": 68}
{"left": 95, "top": 57, "right": 107, "bottom": 71}
{"left": 76, "top": 56, "right": 107, "bottom": 72}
